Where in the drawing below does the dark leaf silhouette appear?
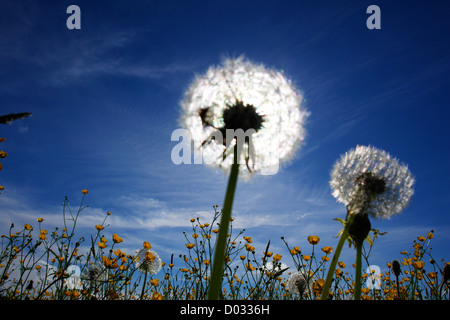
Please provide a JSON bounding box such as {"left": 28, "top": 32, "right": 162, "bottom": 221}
{"left": 0, "top": 112, "right": 32, "bottom": 124}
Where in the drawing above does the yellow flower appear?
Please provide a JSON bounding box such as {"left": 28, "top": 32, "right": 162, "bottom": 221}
{"left": 190, "top": 218, "right": 196, "bottom": 222}
{"left": 151, "top": 292, "right": 163, "bottom": 300}
{"left": 143, "top": 241, "right": 151, "bottom": 249}
{"left": 303, "top": 255, "right": 311, "bottom": 261}
{"left": 0, "top": 186, "right": 4, "bottom": 191}
{"left": 240, "top": 255, "right": 246, "bottom": 260}
{"left": 102, "top": 256, "right": 118, "bottom": 269}
{"left": 112, "top": 234, "right": 123, "bottom": 243}
{"left": 313, "top": 279, "right": 325, "bottom": 296}
{"left": 273, "top": 254, "right": 282, "bottom": 262}
{"left": 243, "top": 236, "right": 252, "bottom": 243}
{"left": 98, "top": 241, "right": 108, "bottom": 249}
{"left": 107, "top": 211, "right": 111, "bottom": 215}
{"left": 35, "top": 265, "right": 42, "bottom": 270}
{"left": 245, "top": 244, "right": 255, "bottom": 252}
{"left": 37, "top": 218, "right": 44, "bottom": 223}
{"left": 186, "top": 243, "right": 195, "bottom": 249}
{"left": 412, "top": 261, "right": 425, "bottom": 270}
{"left": 192, "top": 233, "right": 199, "bottom": 239}
{"left": 264, "top": 251, "right": 273, "bottom": 257}
{"left": 428, "top": 272, "right": 437, "bottom": 279}
{"left": 0, "top": 150, "right": 7, "bottom": 158}
{"left": 307, "top": 235, "right": 320, "bottom": 245}
{"left": 24, "top": 224, "right": 32, "bottom": 231}
{"left": 145, "top": 251, "right": 155, "bottom": 262}
{"left": 338, "top": 261, "right": 346, "bottom": 268}
{"left": 151, "top": 279, "right": 159, "bottom": 286}
{"left": 81, "top": 189, "right": 88, "bottom": 195}
{"left": 322, "top": 256, "right": 330, "bottom": 262}
{"left": 417, "top": 236, "right": 426, "bottom": 242}
{"left": 95, "top": 225, "right": 104, "bottom": 231}
{"left": 203, "top": 260, "right": 210, "bottom": 265}
{"left": 212, "top": 229, "right": 219, "bottom": 233}
{"left": 321, "top": 246, "right": 333, "bottom": 254}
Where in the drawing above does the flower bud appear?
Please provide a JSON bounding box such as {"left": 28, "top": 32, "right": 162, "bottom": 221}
{"left": 348, "top": 212, "right": 371, "bottom": 245}
{"left": 391, "top": 260, "right": 401, "bottom": 277}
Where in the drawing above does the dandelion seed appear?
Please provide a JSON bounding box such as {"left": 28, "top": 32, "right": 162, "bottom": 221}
{"left": 330, "top": 145, "right": 414, "bottom": 219}
{"left": 180, "top": 56, "right": 308, "bottom": 178}
{"left": 134, "top": 248, "right": 162, "bottom": 275}
{"left": 83, "top": 262, "right": 108, "bottom": 284}
{"left": 287, "top": 272, "right": 313, "bottom": 296}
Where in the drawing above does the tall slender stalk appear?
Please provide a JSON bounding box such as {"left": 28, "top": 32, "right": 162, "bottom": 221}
{"left": 354, "top": 242, "right": 363, "bottom": 300}
{"left": 208, "top": 147, "right": 240, "bottom": 300}
{"left": 321, "top": 213, "right": 356, "bottom": 300}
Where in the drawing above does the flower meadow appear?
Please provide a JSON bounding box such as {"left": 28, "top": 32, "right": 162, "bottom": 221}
{"left": 0, "top": 57, "right": 449, "bottom": 301}
{"left": 0, "top": 191, "right": 448, "bottom": 301}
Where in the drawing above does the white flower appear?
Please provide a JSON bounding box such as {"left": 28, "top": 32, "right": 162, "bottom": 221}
{"left": 180, "top": 56, "right": 308, "bottom": 178}
{"left": 287, "top": 271, "right": 313, "bottom": 296}
{"left": 330, "top": 145, "right": 415, "bottom": 218}
{"left": 82, "top": 262, "right": 108, "bottom": 283}
{"left": 134, "top": 248, "right": 162, "bottom": 274}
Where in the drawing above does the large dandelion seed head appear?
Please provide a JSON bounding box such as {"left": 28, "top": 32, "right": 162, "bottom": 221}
{"left": 134, "top": 248, "right": 162, "bottom": 275}
{"left": 330, "top": 145, "right": 415, "bottom": 219}
{"left": 180, "top": 56, "right": 308, "bottom": 179}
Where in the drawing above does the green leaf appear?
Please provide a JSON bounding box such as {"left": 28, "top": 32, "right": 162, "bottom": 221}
{"left": 365, "top": 235, "right": 373, "bottom": 247}
{"left": 334, "top": 218, "right": 346, "bottom": 226}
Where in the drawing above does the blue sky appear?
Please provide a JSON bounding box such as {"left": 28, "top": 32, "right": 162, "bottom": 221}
{"left": 1, "top": 0, "right": 449, "bottom": 278}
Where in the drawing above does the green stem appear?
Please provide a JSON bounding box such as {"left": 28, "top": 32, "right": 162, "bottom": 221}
{"left": 354, "top": 242, "right": 363, "bottom": 300}
{"left": 321, "top": 213, "right": 356, "bottom": 300}
{"left": 208, "top": 149, "right": 240, "bottom": 300}
{"left": 140, "top": 271, "right": 148, "bottom": 300}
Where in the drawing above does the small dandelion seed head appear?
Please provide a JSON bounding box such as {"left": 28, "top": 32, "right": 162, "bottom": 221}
{"left": 83, "top": 262, "right": 108, "bottom": 283}
{"left": 134, "top": 248, "right": 162, "bottom": 275}
{"left": 287, "top": 272, "right": 312, "bottom": 296}
{"left": 330, "top": 145, "right": 415, "bottom": 218}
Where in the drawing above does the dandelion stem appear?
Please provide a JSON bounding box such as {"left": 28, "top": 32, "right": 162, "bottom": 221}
{"left": 354, "top": 242, "right": 363, "bottom": 300}
{"left": 208, "top": 146, "right": 240, "bottom": 300}
{"left": 321, "top": 213, "right": 356, "bottom": 300}
{"left": 140, "top": 272, "right": 148, "bottom": 300}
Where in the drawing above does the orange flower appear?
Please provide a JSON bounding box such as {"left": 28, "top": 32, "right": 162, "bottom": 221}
{"left": 303, "top": 255, "right": 311, "bottom": 261}
{"left": 273, "top": 254, "right": 282, "bottom": 262}
{"left": 151, "top": 292, "right": 163, "bottom": 300}
{"left": 243, "top": 236, "right": 252, "bottom": 243}
{"left": 81, "top": 189, "right": 88, "bottom": 195}
{"left": 95, "top": 225, "right": 104, "bottom": 231}
{"left": 145, "top": 251, "right": 155, "bottom": 262}
{"left": 307, "top": 235, "right": 320, "bottom": 245}
{"left": 186, "top": 243, "right": 195, "bottom": 249}
{"left": 112, "top": 234, "right": 123, "bottom": 243}
{"left": 245, "top": 244, "right": 255, "bottom": 252}
{"left": 321, "top": 246, "right": 333, "bottom": 254}
{"left": 143, "top": 241, "right": 151, "bottom": 249}
{"left": 412, "top": 261, "right": 425, "bottom": 270}
{"left": 98, "top": 241, "right": 107, "bottom": 249}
